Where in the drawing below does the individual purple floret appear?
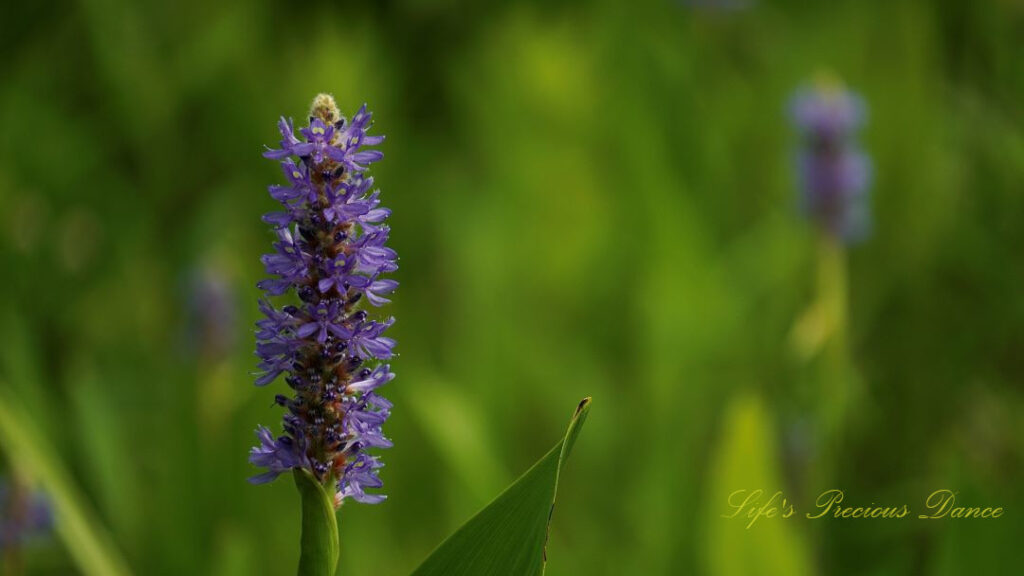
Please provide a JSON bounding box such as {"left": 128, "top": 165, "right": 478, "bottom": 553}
{"left": 249, "top": 94, "right": 396, "bottom": 506}
{"left": 790, "top": 80, "right": 872, "bottom": 243}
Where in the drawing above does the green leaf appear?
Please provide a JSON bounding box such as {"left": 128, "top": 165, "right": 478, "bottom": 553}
{"left": 294, "top": 468, "right": 340, "bottom": 576}
{"left": 703, "top": 392, "right": 813, "bottom": 576}
{"left": 0, "top": 384, "right": 133, "bottom": 576}
{"left": 410, "top": 397, "right": 591, "bottom": 576}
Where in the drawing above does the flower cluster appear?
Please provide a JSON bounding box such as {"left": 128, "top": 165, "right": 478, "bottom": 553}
{"left": 249, "top": 94, "right": 396, "bottom": 506}
{"left": 790, "top": 81, "right": 872, "bottom": 243}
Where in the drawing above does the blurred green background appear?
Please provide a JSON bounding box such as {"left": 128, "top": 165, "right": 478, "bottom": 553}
{"left": 1, "top": 0, "right": 1022, "bottom": 574}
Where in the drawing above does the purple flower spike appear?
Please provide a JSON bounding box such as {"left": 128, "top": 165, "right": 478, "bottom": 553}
{"left": 790, "top": 79, "right": 873, "bottom": 243}
{"left": 250, "top": 94, "right": 396, "bottom": 506}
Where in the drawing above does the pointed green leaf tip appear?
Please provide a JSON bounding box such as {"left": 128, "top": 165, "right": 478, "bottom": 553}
{"left": 295, "top": 469, "right": 340, "bottom": 576}
{"left": 411, "top": 397, "right": 592, "bottom": 576}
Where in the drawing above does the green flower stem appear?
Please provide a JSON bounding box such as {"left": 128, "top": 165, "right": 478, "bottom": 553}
{"left": 817, "top": 232, "right": 852, "bottom": 443}
{"left": 809, "top": 232, "right": 863, "bottom": 568}
{"left": 294, "top": 469, "right": 340, "bottom": 576}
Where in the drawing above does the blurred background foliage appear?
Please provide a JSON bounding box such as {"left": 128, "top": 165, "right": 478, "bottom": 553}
{"left": 0, "top": 0, "right": 1022, "bottom": 574}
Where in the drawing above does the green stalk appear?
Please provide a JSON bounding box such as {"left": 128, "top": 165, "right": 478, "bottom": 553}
{"left": 817, "top": 231, "right": 851, "bottom": 444}
{"left": 294, "top": 469, "right": 340, "bottom": 576}
{"left": 804, "top": 233, "right": 856, "bottom": 576}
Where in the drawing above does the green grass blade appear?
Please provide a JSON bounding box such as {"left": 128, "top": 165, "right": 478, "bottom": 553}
{"left": 294, "top": 468, "right": 340, "bottom": 576}
{"left": 0, "top": 384, "right": 133, "bottom": 576}
{"left": 410, "top": 397, "right": 591, "bottom": 576}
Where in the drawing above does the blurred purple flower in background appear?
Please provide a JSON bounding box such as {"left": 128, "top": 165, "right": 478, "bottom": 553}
{"left": 790, "top": 80, "right": 872, "bottom": 243}
{"left": 0, "top": 480, "right": 53, "bottom": 549}
{"left": 250, "top": 94, "right": 396, "bottom": 506}
{"left": 184, "top": 267, "right": 238, "bottom": 362}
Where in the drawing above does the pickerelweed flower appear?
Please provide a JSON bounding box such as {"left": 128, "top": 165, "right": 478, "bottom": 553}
{"left": 0, "top": 480, "right": 53, "bottom": 549}
{"left": 250, "top": 94, "right": 396, "bottom": 507}
{"left": 184, "top": 266, "right": 237, "bottom": 362}
{"left": 790, "top": 79, "right": 872, "bottom": 243}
